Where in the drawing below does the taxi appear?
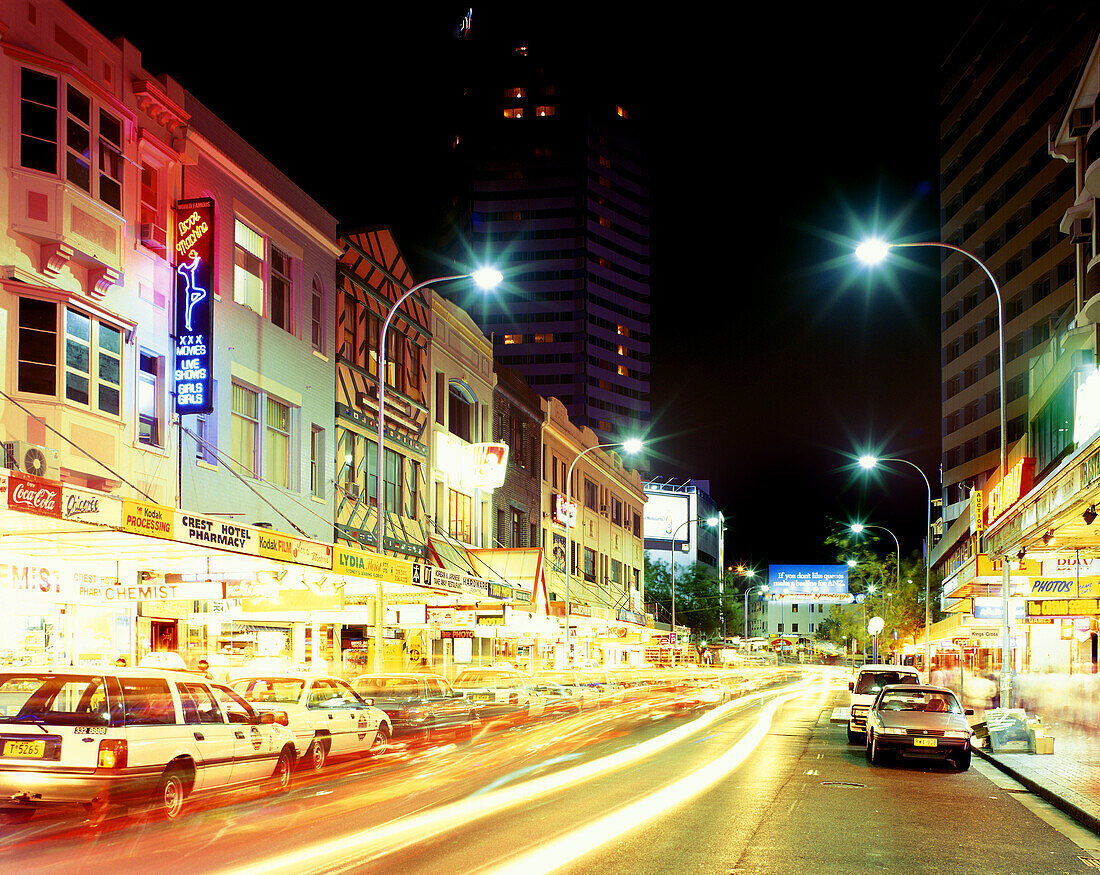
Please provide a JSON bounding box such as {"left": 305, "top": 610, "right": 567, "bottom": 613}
{"left": 0, "top": 666, "right": 296, "bottom": 822}
{"left": 230, "top": 675, "right": 390, "bottom": 771}
{"left": 451, "top": 668, "right": 546, "bottom": 723}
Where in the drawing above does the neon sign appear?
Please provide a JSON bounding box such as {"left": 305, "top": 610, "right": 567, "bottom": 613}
{"left": 173, "top": 198, "right": 215, "bottom": 414}
{"left": 983, "top": 457, "right": 1035, "bottom": 526}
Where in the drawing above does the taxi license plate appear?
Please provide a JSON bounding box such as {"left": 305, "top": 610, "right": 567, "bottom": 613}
{"left": 3, "top": 739, "right": 46, "bottom": 758}
{"left": 469, "top": 693, "right": 492, "bottom": 701}
{"left": 913, "top": 737, "right": 938, "bottom": 748}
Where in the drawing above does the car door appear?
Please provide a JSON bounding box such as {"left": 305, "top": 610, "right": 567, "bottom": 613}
{"left": 211, "top": 684, "right": 273, "bottom": 784}
{"left": 331, "top": 679, "right": 376, "bottom": 751}
{"left": 306, "top": 679, "right": 352, "bottom": 755}
{"left": 176, "top": 681, "right": 237, "bottom": 791}
{"left": 424, "top": 677, "right": 460, "bottom": 731}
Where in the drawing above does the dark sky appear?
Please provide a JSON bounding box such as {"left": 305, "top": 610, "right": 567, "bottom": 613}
{"left": 66, "top": 1, "right": 986, "bottom": 572}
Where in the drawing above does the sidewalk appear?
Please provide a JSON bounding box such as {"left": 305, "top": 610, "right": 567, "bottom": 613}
{"left": 976, "top": 719, "right": 1100, "bottom": 835}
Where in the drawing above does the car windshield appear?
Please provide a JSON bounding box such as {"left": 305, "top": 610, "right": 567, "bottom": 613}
{"left": 232, "top": 678, "right": 305, "bottom": 705}
{"left": 354, "top": 678, "right": 420, "bottom": 697}
{"left": 0, "top": 674, "right": 110, "bottom": 726}
{"left": 878, "top": 690, "right": 961, "bottom": 713}
{"left": 854, "top": 671, "right": 919, "bottom": 694}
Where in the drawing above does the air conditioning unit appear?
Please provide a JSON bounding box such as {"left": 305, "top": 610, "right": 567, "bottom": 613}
{"left": 2, "top": 441, "right": 60, "bottom": 480}
{"left": 1071, "top": 217, "right": 1093, "bottom": 245}
{"left": 600, "top": 504, "right": 610, "bottom": 515}
{"left": 1069, "top": 106, "right": 1094, "bottom": 137}
{"left": 139, "top": 223, "right": 168, "bottom": 252}
{"left": 346, "top": 482, "right": 360, "bottom": 500}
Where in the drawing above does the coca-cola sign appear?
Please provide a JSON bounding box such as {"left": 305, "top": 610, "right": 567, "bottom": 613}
{"left": 7, "top": 471, "right": 62, "bottom": 518}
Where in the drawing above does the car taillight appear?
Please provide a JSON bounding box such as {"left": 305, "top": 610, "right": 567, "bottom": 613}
{"left": 271, "top": 711, "right": 290, "bottom": 726}
{"left": 97, "top": 739, "right": 127, "bottom": 769}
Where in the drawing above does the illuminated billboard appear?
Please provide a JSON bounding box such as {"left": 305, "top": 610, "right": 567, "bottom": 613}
{"left": 768, "top": 565, "right": 849, "bottom": 597}
{"left": 643, "top": 493, "right": 690, "bottom": 543}
{"left": 173, "top": 197, "right": 215, "bottom": 415}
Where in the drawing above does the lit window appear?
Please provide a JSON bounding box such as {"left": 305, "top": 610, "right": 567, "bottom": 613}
{"left": 535, "top": 105, "right": 556, "bottom": 117}
{"left": 616, "top": 105, "right": 629, "bottom": 119}
{"left": 234, "top": 220, "right": 265, "bottom": 312}
{"left": 513, "top": 46, "right": 528, "bottom": 56}
{"left": 63, "top": 308, "right": 120, "bottom": 416}
{"left": 599, "top": 155, "right": 611, "bottom": 168}
{"left": 310, "top": 425, "right": 325, "bottom": 498}
{"left": 504, "top": 86, "right": 524, "bottom": 100}
{"left": 503, "top": 107, "right": 524, "bottom": 119}
{"left": 448, "top": 488, "right": 474, "bottom": 542}
{"left": 534, "top": 333, "right": 554, "bottom": 343}
{"left": 599, "top": 216, "right": 611, "bottom": 228}
{"left": 617, "top": 325, "right": 629, "bottom": 337}
{"left": 617, "top": 365, "right": 629, "bottom": 377}
{"left": 503, "top": 334, "right": 522, "bottom": 345}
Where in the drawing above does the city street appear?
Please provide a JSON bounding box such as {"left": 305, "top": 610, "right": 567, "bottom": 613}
{"left": 3, "top": 667, "right": 1096, "bottom": 874}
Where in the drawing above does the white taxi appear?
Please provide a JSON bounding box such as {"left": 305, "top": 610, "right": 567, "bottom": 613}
{"left": 0, "top": 667, "right": 296, "bottom": 822}
{"left": 230, "top": 675, "right": 390, "bottom": 771}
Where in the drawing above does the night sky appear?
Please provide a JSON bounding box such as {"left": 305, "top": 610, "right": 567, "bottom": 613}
{"left": 64, "top": 1, "right": 988, "bottom": 573}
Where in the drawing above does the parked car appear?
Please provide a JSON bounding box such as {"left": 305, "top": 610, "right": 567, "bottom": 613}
{"left": 577, "top": 671, "right": 625, "bottom": 705}
{"left": 864, "top": 684, "right": 974, "bottom": 770}
{"left": 230, "top": 675, "right": 390, "bottom": 771}
{"left": 847, "top": 664, "right": 920, "bottom": 744}
{"left": 532, "top": 671, "right": 600, "bottom": 710}
{"left": 0, "top": 667, "right": 296, "bottom": 823}
{"left": 351, "top": 674, "right": 479, "bottom": 744}
{"left": 451, "top": 668, "right": 545, "bottom": 723}
{"left": 531, "top": 681, "right": 584, "bottom": 717}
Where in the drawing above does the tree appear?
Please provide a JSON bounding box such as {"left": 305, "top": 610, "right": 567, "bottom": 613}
{"left": 643, "top": 555, "right": 739, "bottom": 643}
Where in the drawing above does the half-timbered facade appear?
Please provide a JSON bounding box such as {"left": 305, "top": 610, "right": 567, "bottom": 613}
{"left": 335, "top": 228, "right": 431, "bottom": 559}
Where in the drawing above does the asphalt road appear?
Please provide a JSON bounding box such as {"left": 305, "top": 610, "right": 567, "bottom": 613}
{"left": 4, "top": 669, "right": 1097, "bottom": 874}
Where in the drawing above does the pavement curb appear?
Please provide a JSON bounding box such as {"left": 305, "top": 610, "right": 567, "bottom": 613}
{"left": 975, "top": 747, "right": 1100, "bottom": 836}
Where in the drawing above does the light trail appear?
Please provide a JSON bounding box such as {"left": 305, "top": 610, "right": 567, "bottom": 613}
{"left": 216, "top": 678, "right": 831, "bottom": 875}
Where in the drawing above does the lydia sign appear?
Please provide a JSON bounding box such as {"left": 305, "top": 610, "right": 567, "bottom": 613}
{"left": 173, "top": 198, "right": 215, "bottom": 415}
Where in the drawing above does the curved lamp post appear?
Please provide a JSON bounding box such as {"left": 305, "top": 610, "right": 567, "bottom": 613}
{"left": 742, "top": 576, "right": 766, "bottom": 641}
{"left": 669, "top": 516, "right": 719, "bottom": 667}
{"left": 850, "top": 523, "right": 901, "bottom": 590}
{"left": 858, "top": 455, "right": 932, "bottom": 675}
{"left": 857, "top": 237, "right": 1013, "bottom": 701}
{"left": 372, "top": 267, "right": 502, "bottom": 674}
{"left": 562, "top": 438, "right": 643, "bottom": 665}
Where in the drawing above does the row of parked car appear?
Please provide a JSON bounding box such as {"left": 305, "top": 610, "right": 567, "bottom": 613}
{"left": 0, "top": 663, "right": 755, "bottom": 826}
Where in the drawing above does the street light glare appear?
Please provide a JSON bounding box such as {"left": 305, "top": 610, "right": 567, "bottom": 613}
{"left": 847, "top": 559, "right": 857, "bottom": 567}
{"left": 706, "top": 517, "right": 719, "bottom": 527}
{"left": 621, "top": 438, "right": 644, "bottom": 454}
{"left": 855, "top": 238, "right": 891, "bottom": 264}
{"left": 851, "top": 523, "right": 864, "bottom": 534}
{"left": 471, "top": 267, "right": 504, "bottom": 289}
{"left": 858, "top": 455, "right": 878, "bottom": 469}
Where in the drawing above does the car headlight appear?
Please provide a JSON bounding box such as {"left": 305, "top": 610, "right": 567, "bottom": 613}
{"left": 882, "top": 727, "right": 907, "bottom": 735}
{"left": 944, "top": 730, "right": 971, "bottom": 739}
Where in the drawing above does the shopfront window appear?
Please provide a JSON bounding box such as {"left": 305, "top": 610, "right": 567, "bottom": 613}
{"left": 448, "top": 488, "right": 473, "bottom": 542}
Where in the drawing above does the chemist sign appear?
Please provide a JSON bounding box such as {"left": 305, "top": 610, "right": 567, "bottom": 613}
{"left": 173, "top": 197, "right": 215, "bottom": 415}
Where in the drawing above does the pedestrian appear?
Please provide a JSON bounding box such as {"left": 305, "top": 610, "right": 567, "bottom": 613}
{"left": 930, "top": 661, "right": 946, "bottom": 687}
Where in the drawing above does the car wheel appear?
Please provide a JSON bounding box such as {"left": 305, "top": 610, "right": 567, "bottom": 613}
{"left": 953, "top": 748, "right": 972, "bottom": 771}
{"left": 369, "top": 723, "right": 391, "bottom": 756}
{"left": 846, "top": 727, "right": 863, "bottom": 745}
{"left": 155, "top": 768, "right": 187, "bottom": 821}
{"left": 306, "top": 737, "right": 329, "bottom": 771}
{"left": 866, "top": 731, "right": 881, "bottom": 765}
{"left": 272, "top": 747, "right": 294, "bottom": 792}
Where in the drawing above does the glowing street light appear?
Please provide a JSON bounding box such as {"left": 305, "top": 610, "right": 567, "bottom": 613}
{"left": 850, "top": 522, "right": 901, "bottom": 589}
{"left": 857, "top": 453, "right": 933, "bottom": 676}
{"left": 371, "top": 266, "right": 502, "bottom": 673}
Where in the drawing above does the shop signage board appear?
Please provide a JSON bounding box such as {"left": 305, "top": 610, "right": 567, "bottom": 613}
{"left": 1026, "top": 578, "right": 1100, "bottom": 598}
{"left": 983, "top": 457, "right": 1035, "bottom": 527}
{"left": 122, "top": 500, "right": 175, "bottom": 539}
{"left": 643, "top": 493, "right": 690, "bottom": 544}
{"left": 333, "top": 547, "right": 413, "bottom": 585}
{"left": 1040, "top": 555, "right": 1100, "bottom": 577}
{"left": 61, "top": 485, "right": 121, "bottom": 527}
{"left": 972, "top": 597, "right": 1026, "bottom": 620}
{"left": 7, "top": 471, "right": 61, "bottom": 518}
{"left": 176, "top": 513, "right": 256, "bottom": 552}
{"left": 617, "top": 608, "right": 646, "bottom": 626}
{"left": 1026, "top": 597, "right": 1100, "bottom": 618}
{"left": 552, "top": 493, "right": 577, "bottom": 528}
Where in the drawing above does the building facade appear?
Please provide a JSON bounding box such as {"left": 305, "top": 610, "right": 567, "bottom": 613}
{"left": 446, "top": 37, "right": 651, "bottom": 446}
{"left": 642, "top": 479, "right": 721, "bottom": 575}
{"left": 491, "top": 363, "right": 543, "bottom": 550}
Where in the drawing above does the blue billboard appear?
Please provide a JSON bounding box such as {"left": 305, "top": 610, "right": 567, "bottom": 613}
{"left": 768, "top": 565, "right": 849, "bottom": 597}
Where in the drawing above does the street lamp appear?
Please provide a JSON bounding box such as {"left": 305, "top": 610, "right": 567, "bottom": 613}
{"left": 669, "top": 516, "right": 720, "bottom": 667}
{"left": 562, "top": 438, "right": 643, "bottom": 666}
{"left": 743, "top": 577, "right": 766, "bottom": 641}
{"left": 371, "top": 266, "right": 503, "bottom": 674}
{"left": 857, "top": 238, "right": 1012, "bottom": 701}
{"left": 858, "top": 454, "right": 933, "bottom": 675}
{"left": 850, "top": 523, "right": 901, "bottom": 590}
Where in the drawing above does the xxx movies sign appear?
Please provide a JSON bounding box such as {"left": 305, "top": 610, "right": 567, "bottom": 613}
{"left": 7, "top": 471, "right": 62, "bottom": 518}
